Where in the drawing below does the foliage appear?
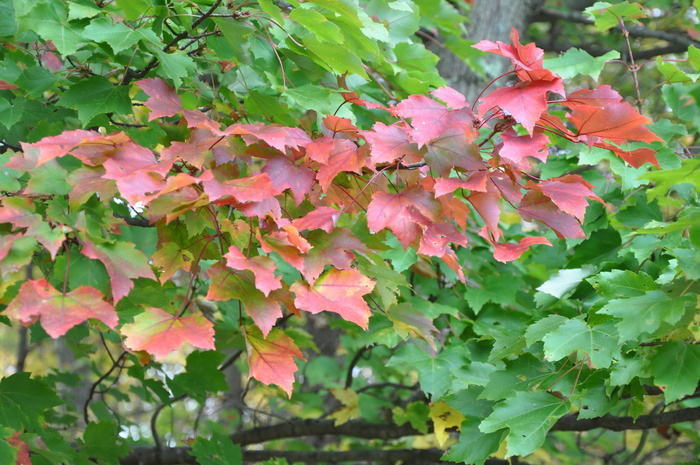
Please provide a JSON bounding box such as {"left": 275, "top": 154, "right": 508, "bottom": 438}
{"left": 0, "top": 1, "right": 699, "bottom": 464}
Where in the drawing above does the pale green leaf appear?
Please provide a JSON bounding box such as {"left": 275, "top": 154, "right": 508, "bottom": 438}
{"left": 480, "top": 392, "right": 570, "bottom": 457}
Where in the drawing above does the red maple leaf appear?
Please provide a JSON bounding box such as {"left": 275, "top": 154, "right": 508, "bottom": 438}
{"left": 425, "top": 128, "right": 484, "bottom": 177}
{"left": 262, "top": 154, "right": 315, "bottom": 205}
{"left": 5, "top": 280, "right": 118, "bottom": 338}
{"left": 302, "top": 228, "right": 369, "bottom": 284}
{"left": 518, "top": 190, "right": 585, "bottom": 239}
{"left": 360, "top": 123, "right": 424, "bottom": 164}
{"left": 418, "top": 222, "right": 468, "bottom": 257}
{"left": 529, "top": 174, "right": 603, "bottom": 221}
{"left": 479, "top": 78, "right": 564, "bottom": 133}
{"left": 202, "top": 172, "right": 281, "bottom": 203}
{"left": 434, "top": 171, "right": 489, "bottom": 198}
{"left": 224, "top": 246, "right": 282, "bottom": 297}
{"left": 292, "top": 206, "right": 341, "bottom": 233}
{"left": 468, "top": 183, "right": 503, "bottom": 240}
{"left": 0, "top": 80, "right": 19, "bottom": 90}
{"left": 244, "top": 325, "right": 305, "bottom": 397}
{"left": 595, "top": 141, "right": 659, "bottom": 168}
{"left": 392, "top": 94, "right": 477, "bottom": 147}
{"left": 66, "top": 166, "right": 118, "bottom": 207}
{"left": 206, "top": 261, "right": 282, "bottom": 336}
{"left": 367, "top": 187, "right": 441, "bottom": 248}
{"left": 315, "top": 140, "right": 367, "bottom": 191}
{"left": 323, "top": 115, "right": 358, "bottom": 137}
{"left": 152, "top": 242, "right": 194, "bottom": 284}
{"left": 121, "top": 307, "right": 215, "bottom": 360}
{"left": 473, "top": 28, "right": 547, "bottom": 81}
{"left": 221, "top": 123, "right": 311, "bottom": 152}
{"left": 291, "top": 269, "right": 375, "bottom": 329}
{"left": 137, "top": 78, "right": 183, "bottom": 120}
{"left": 0, "top": 197, "right": 40, "bottom": 229}
{"left": 6, "top": 432, "right": 31, "bottom": 465}
{"left": 562, "top": 85, "right": 622, "bottom": 108}
{"left": 81, "top": 239, "right": 156, "bottom": 303}
{"left": 479, "top": 227, "right": 552, "bottom": 262}
{"left": 499, "top": 128, "right": 550, "bottom": 165}
{"left": 431, "top": 86, "right": 470, "bottom": 109}
{"left": 570, "top": 102, "right": 662, "bottom": 145}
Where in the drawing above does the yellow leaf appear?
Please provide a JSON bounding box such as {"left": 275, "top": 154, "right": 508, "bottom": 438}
{"left": 429, "top": 401, "right": 465, "bottom": 448}
{"left": 329, "top": 388, "right": 359, "bottom": 426}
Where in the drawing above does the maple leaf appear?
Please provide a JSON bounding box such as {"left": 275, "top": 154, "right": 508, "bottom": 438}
{"left": 425, "top": 128, "right": 483, "bottom": 177}
{"left": 291, "top": 269, "right": 375, "bottom": 328}
{"left": 302, "top": 228, "right": 369, "bottom": 284}
{"left": 201, "top": 172, "right": 281, "bottom": 203}
{"left": 418, "top": 221, "right": 468, "bottom": 257}
{"left": 360, "top": 123, "right": 424, "bottom": 164}
{"left": 0, "top": 80, "right": 19, "bottom": 89}
{"left": 224, "top": 245, "right": 282, "bottom": 297}
{"left": 0, "top": 197, "right": 40, "bottom": 229}
{"left": 206, "top": 261, "right": 282, "bottom": 336}
{"left": 499, "top": 128, "right": 550, "bottom": 165}
{"left": 570, "top": 102, "right": 662, "bottom": 145}
{"left": 258, "top": 231, "right": 306, "bottom": 272}
{"left": 66, "top": 166, "right": 118, "bottom": 207}
{"left": 5, "top": 280, "right": 118, "bottom": 338}
{"left": 81, "top": 239, "right": 156, "bottom": 302}
{"left": 102, "top": 141, "right": 171, "bottom": 178}
{"left": 367, "top": 187, "right": 441, "bottom": 249}
{"left": 262, "top": 154, "right": 315, "bottom": 205}
{"left": 529, "top": 174, "right": 603, "bottom": 221}
{"left": 152, "top": 242, "right": 194, "bottom": 283}
{"left": 244, "top": 325, "right": 305, "bottom": 397}
{"left": 468, "top": 183, "right": 503, "bottom": 240}
{"left": 562, "top": 85, "right": 622, "bottom": 108}
{"left": 136, "top": 78, "right": 183, "bottom": 120}
{"left": 316, "top": 140, "right": 367, "bottom": 192}
{"left": 323, "top": 115, "right": 358, "bottom": 137}
{"left": 6, "top": 431, "right": 31, "bottom": 465}
{"left": 291, "top": 206, "right": 341, "bottom": 233}
{"left": 518, "top": 190, "right": 585, "bottom": 239}
{"left": 221, "top": 123, "right": 311, "bottom": 152}
{"left": 160, "top": 128, "right": 223, "bottom": 169}
{"left": 392, "top": 94, "right": 477, "bottom": 147}
{"left": 121, "top": 307, "right": 215, "bottom": 361}
{"left": 434, "top": 171, "right": 489, "bottom": 198}
{"left": 21, "top": 129, "right": 101, "bottom": 166}
{"left": 479, "top": 228, "right": 552, "bottom": 263}
{"left": 595, "top": 140, "right": 660, "bottom": 169}
{"left": 473, "top": 28, "right": 546, "bottom": 81}
{"left": 431, "top": 86, "right": 470, "bottom": 109}
{"left": 479, "top": 79, "right": 564, "bottom": 133}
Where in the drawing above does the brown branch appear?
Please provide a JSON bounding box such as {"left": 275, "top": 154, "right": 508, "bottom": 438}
{"left": 121, "top": 447, "right": 524, "bottom": 465}
{"left": 119, "top": 405, "right": 700, "bottom": 465}
{"left": 552, "top": 406, "right": 700, "bottom": 432}
{"left": 537, "top": 7, "right": 700, "bottom": 49}
{"left": 114, "top": 214, "right": 152, "bottom": 228}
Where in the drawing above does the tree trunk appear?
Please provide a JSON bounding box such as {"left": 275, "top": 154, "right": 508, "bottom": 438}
{"left": 431, "top": 0, "right": 546, "bottom": 103}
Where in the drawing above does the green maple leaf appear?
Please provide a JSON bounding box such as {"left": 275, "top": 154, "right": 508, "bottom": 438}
{"left": 599, "top": 290, "right": 692, "bottom": 342}
{"left": 650, "top": 342, "right": 700, "bottom": 402}
{"left": 60, "top": 76, "right": 132, "bottom": 126}
{"left": 0, "top": 373, "right": 63, "bottom": 431}
{"left": 479, "top": 392, "right": 570, "bottom": 457}
{"left": 542, "top": 319, "right": 620, "bottom": 369}
{"left": 81, "top": 421, "right": 129, "bottom": 465}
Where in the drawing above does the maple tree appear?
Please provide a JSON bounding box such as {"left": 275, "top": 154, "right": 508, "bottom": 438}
{"left": 1, "top": 1, "right": 700, "bottom": 465}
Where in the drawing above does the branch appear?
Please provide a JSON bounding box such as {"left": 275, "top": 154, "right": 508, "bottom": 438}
{"left": 119, "top": 405, "right": 700, "bottom": 465}
{"left": 114, "top": 214, "right": 152, "bottom": 228}
{"left": 122, "top": 447, "right": 525, "bottom": 465}
{"left": 552, "top": 406, "right": 700, "bottom": 432}
{"left": 536, "top": 7, "right": 700, "bottom": 50}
